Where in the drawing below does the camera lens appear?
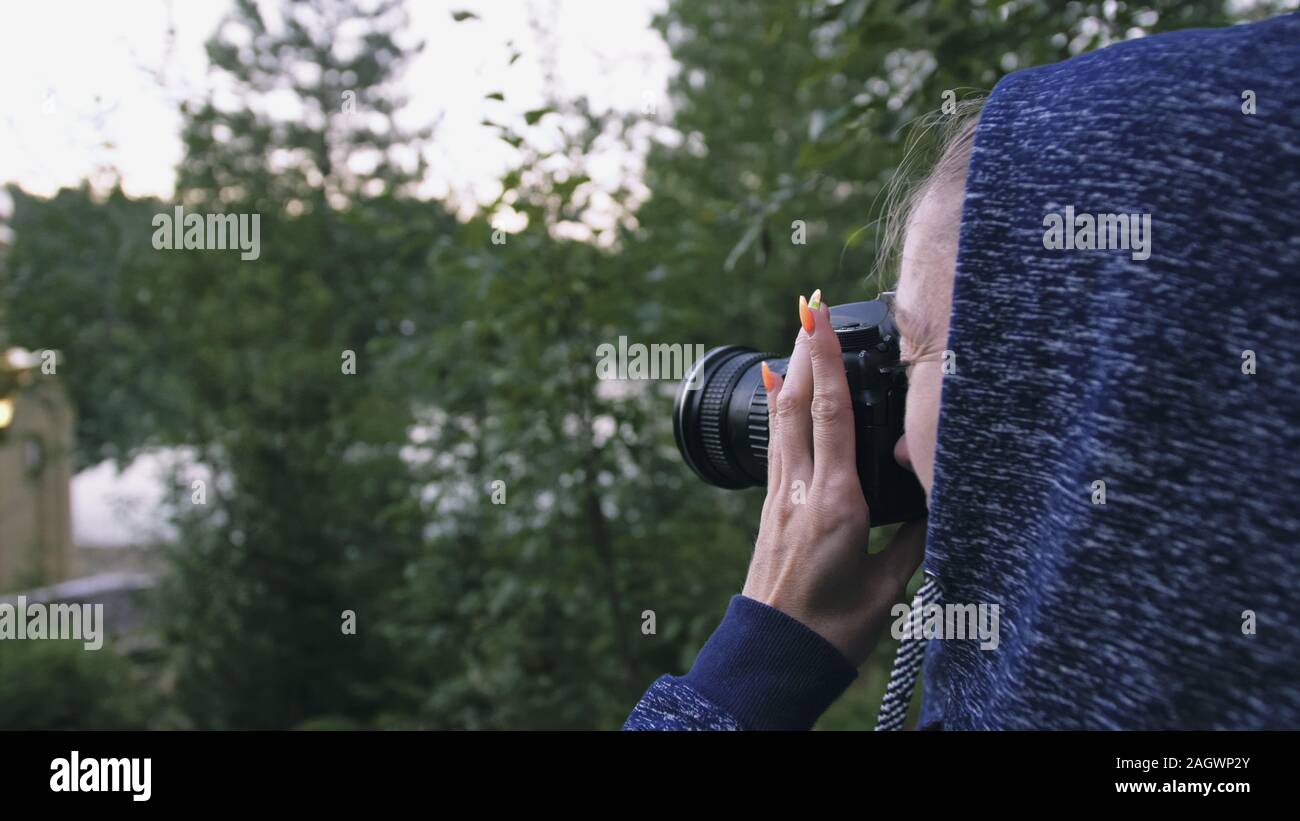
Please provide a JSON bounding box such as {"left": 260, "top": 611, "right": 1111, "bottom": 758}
{"left": 670, "top": 298, "right": 927, "bottom": 526}
{"left": 673, "top": 346, "right": 780, "bottom": 489}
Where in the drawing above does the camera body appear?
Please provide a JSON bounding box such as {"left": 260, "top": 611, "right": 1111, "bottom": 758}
{"left": 673, "top": 296, "right": 927, "bottom": 526}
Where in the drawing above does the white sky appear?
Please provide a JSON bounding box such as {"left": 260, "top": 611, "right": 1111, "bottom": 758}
{"left": 0, "top": 0, "right": 672, "bottom": 210}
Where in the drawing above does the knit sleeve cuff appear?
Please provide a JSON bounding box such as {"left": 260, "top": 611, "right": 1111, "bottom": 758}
{"left": 678, "top": 595, "right": 859, "bottom": 730}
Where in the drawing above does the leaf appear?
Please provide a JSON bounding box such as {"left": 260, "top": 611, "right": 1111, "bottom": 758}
{"left": 451, "top": 11, "right": 478, "bottom": 22}
{"left": 523, "top": 107, "right": 554, "bottom": 126}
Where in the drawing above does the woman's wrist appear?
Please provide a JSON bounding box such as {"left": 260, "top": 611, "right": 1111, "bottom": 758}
{"left": 677, "top": 595, "right": 859, "bottom": 731}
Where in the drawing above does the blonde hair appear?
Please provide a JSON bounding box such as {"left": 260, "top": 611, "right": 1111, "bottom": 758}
{"left": 873, "top": 98, "right": 984, "bottom": 293}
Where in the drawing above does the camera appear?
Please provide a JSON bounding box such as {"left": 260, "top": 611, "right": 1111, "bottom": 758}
{"left": 672, "top": 295, "right": 927, "bottom": 526}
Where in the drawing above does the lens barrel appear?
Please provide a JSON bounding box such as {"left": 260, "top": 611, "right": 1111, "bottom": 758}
{"left": 673, "top": 346, "right": 777, "bottom": 489}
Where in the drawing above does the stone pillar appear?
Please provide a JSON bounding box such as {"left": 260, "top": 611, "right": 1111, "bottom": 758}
{"left": 0, "top": 376, "right": 76, "bottom": 592}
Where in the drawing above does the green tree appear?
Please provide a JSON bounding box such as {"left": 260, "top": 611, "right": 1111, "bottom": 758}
{"left": 155, "top": 0, "right": 443, "bottom": 728}
{"left": 3, "top": 0, "right": 448, "bottom": 728}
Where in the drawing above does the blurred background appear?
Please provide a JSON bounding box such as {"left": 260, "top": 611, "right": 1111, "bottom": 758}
{"left": 0, "top": 0, "right": 1292, "bottom": 730}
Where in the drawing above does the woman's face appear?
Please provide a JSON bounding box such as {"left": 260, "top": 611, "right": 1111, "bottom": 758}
{"left": 891, "top": 183, "right": 960, "bottom": 502}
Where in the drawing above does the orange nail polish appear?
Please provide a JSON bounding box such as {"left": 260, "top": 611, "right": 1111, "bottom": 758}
{"left": 799, "top": 295, "right": 815, "bottom": 333}
{"left": 761, "top": 361, "right": 775, "bottom": 391}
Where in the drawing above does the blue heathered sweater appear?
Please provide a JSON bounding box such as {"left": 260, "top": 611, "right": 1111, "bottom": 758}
{"left": 625, "top": 13, "right": 1300, "bottom": 731}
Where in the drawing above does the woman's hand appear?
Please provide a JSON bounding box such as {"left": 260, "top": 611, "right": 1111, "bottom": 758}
{"left": 742, "top": 290, "right": 927, "bottom": 666}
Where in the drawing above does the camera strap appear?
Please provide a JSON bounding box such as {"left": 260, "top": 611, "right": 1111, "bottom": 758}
{"left": 875, "top": 574, "right": 940, "bottom": 731}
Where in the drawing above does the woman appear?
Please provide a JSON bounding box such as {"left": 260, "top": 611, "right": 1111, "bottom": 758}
{"left": 625, "top": 11, "right": 1300, "bottom": 730}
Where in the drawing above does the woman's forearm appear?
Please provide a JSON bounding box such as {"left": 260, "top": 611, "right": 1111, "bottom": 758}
{"left": 623, "top": 595, "right": 859, "bottom": 731}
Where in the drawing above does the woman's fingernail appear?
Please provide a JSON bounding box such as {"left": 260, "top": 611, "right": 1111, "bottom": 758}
{"left": 761, "top": 361, "right": 776, "bottom": 391}
{"left": 799, "top": 294, "right": 815, "bottom": 333}
{"left": 809, "top": 288, "right": 822, "bottom": 310}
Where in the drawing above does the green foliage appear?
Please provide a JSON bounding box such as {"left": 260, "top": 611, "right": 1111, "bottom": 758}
{"left": 1, "top": 185, "right": 182, "bottom": 465}
{"left": 1, "top": 0, "right": 1286, "bottom": 729}
{"left": 0, "top": 640, "right": 152, "bottom": 730}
